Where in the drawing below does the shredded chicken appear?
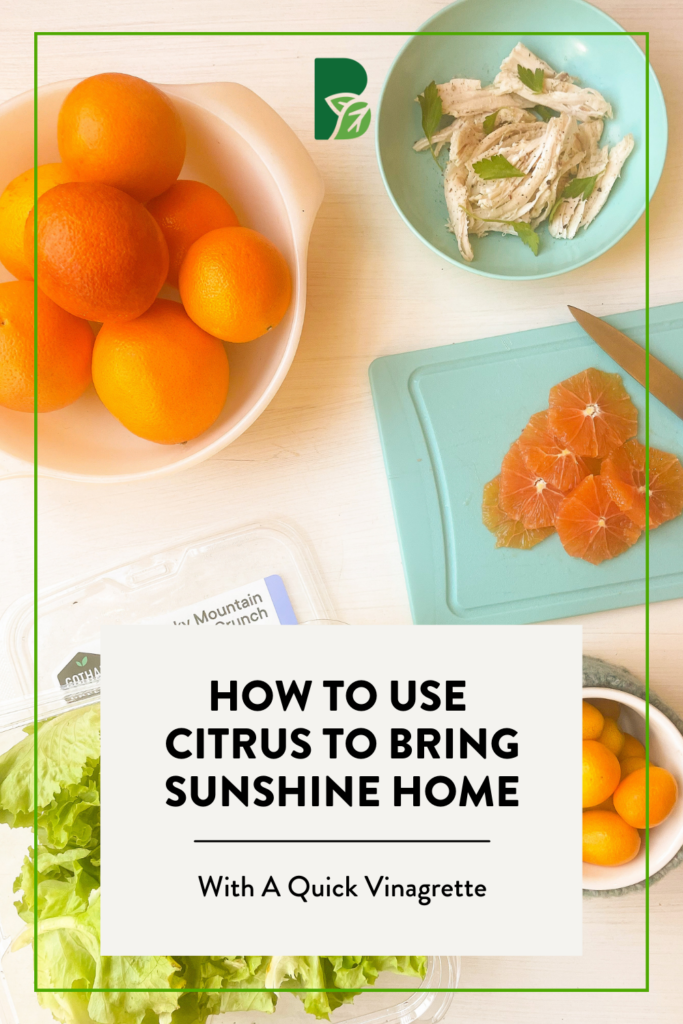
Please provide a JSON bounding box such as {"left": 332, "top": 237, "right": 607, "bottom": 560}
{"left": 413, "top": 43, "right": 634, "bottom": 261}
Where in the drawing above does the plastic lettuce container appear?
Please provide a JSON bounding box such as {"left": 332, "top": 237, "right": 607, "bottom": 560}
{"left": 0, "top": 522, "right": 337, "bottom": 732}
{"left": 0, "top": 522, "right": 460, "bottom": 1024}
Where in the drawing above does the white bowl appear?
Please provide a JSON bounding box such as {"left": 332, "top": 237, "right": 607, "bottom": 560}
{"left": 583, "top": 687, "right": 683, "bottom": 891}
{"left": 0, "top": 81, "right": 324, "bottom": 482}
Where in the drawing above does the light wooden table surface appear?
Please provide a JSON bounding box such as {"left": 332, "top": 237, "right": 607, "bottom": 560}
{"left": 1, "top": 1, "right": 681, "bottom": 1022}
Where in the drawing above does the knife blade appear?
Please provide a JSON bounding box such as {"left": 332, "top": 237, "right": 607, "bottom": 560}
{"left": 568, "top": 305, "right": 683, "bottom": 422}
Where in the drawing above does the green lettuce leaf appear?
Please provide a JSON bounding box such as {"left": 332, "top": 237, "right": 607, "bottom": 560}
{"left": 0, "top": 704, "right": 101, "bottom": 824}
{"left": 1, "top": 706, "right": 427, "bottom": 1024}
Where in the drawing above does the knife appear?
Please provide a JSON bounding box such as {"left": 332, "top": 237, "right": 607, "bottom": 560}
{"left": 568, "top": 305, "right": 683, "bottom": 422}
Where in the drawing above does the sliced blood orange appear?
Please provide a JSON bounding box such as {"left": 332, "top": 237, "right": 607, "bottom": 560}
{"left": 482, "top": 475, "right": 554, "bottom": 550}
{"left": 518, "top": 410, "right": 591, "bottom": 491}
{"left": 499, "top": 441, "right": 567, "bottom": 529}
{"left": 555, "top": 475, "right": 641, "bottom": 565}
{"left": 583, "top": 457, "right": 603, "bottom": 476}
{"left": 601, "top": 440, "right": 683, "bottom": 530}
{"left": 548, "top": 368, "right": 638, "bottom": 458}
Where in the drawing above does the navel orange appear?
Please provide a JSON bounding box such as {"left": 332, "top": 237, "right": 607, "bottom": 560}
{"left": 147, "top": 180, "right": 239, "bottom": 288}
{"left": 92, "top": 298, "right": 229, "bottom": 444}
{"left": 482, "top": 474, "right": 555, "bottom": 549}
{"left": 619, "top": 733, "right": 646, "bottom": 761}
{"left": 582, "top": 701, "right": 604, "bottom": 741}
{"left": 613, "top": 765, "right": 678, "bottom": 828}
{"left": 58, "top": 73, "right": 186, "bottom": 203}
{"left": 25, "top": 182, "right": 168, "bottom": 323}
{"left": 597, "top": 716, "right": 625, "bottom": 757}
{"left": 0, "top": 163, "right": 74, "bottom": 279}
{"left": 555, "top": 475, "right": 641, "bottom": 565}
{"left": 582, "top": 739, "right": 621, "bottom": 807}
{"left": 602, "top": 439, "right": 683, "bottom": 530}
{"left": 0, "top": 280, "right": 94, "bottom": 412}
{"left": 619, "top": 756, "right": 647, "bottom": 779}
{"left": 499, "top": 441, "right": 567, "bottom": 529}
{"left": 517, "top": 409, "right": 591, "bottom": 491}
{"left": 548, "top": 368, "right": 637, "bottom": 458}
{"left": 179, "top": 226, "right": 292, "bottom": 343}
{"left": 582, "top": 809, "right": 641, "bottom": 866}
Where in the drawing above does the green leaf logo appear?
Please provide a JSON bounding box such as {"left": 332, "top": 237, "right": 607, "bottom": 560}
{"left": 326, "top": 93, "right": 371, "bottom": 140}
{"left": 326, "top": 93, "right": 357, "bottom": 114}
{"left": 76, "top": 656, "right": 88, "bottom": 667}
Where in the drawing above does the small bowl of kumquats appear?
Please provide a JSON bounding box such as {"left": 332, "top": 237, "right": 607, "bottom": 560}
{"left": 582, "top": 687, "right": 683, "bottom": 890}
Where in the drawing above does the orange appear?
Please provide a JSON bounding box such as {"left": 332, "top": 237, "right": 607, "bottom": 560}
{"left": 613, "top": 765, "right": 678, "bottom": 828}
{"left": 0, "top": 280, "right": 94, "bottom": 412}
{"left": 498, "top": 441, "right": 567, "bottom": 529}
{"left": 583, "top": 457, "right": 603, "bottom": 476}
{"left": 0, "top": 163, "right": 75, "bottom": 279}
{"left": 583, "top": 739, "right": 621, "bottom": 807}
{"left": 92, "top": 298, "right": 229, "bottom": 444}
{"left": 26, "top": 182, "right": 168, "bottom": 323}
{"left": 619, "top": 733, "right": 646, "bottom": 761}
{"left": 482, "top": 475, "right": 555, "bottom": 549}
{"left": 602, "top": 439, "right": 683, "bottom": 530}
{"left": 147, "top": 180, "right": 239, "bottom": 288}
{"left": 582, "top": 701, "right": 604, "bottom": 740}
{"left": 589, "top": 698, "right": 623, "bottom": 721}
{"left": 548, "top": 368, "right": 638, "bottom": 458}
{"left": 58, "top": 73, "right": 186, "bottom": 203}
{"left": 555, "top": 475, "right": 641, "bottom": 565}
{"left": 517, "top": 410, "right": 591, "bottom": 491}
{"left": 597, "top": 717, "right": 625, "bottom": 757}
{"left": 620, "top": 756, "right": 647, "bottom": 779}
{"left": 179, "top": 226, "right": 292, "bottom": 343}
{"left": 582, "top": 810, "right": 641, "bottom": 866}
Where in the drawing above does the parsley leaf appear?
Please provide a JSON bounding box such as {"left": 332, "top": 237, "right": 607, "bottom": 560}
{"left": 472, "top": 154, "right": 526, "bottom": 179}
{"left": 477, "top": 216, "right": 540, "bottom": 256}
{"left": 517, "top": 64, "right": 545, "bottom": 94}
{"left": 532, "top": 104, "right": 557, "bottom": 122}
{"left": 549, "top": 174, "right": 599, "bottom": 221}
{"left": 483, "top": 111, "right": 498, "bottom": 135}
{"left": 417, "top": 81, "right": 443, "bottom": 166}
{"left": 510, "top": 221, "right": 540, "bottom": 255}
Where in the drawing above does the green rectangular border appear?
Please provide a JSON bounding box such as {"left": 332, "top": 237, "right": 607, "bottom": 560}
{"left": 33, "top": 25, "right": 651, "bottom": 999}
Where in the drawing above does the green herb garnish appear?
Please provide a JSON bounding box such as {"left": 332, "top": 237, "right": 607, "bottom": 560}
{"left": 478, "top": 216, "right": 540, "bottom": 256}
{"left": 532, "top": 104, "right": 557, "bottom": 122}
{"left": 417, "top": 80, "right": 443, "bottom": 166}
{"left": 549, "top": 174, "right": 599, "bottom": 220}
{"left": 472, "top": 154, "right": 526, "bottom": 179}
{"left": 483, "top": 111, "right": 498, "bottom": 135}
{"left": 510, "top": 221, "right": 540, "bottom": 255}
{"left": 517, "top": 64, "right": 545, "bottom": 94}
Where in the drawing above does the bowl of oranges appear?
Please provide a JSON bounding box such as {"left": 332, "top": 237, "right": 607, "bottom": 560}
{"left": 583, "top": 687, "right": 683, "bottom": 890}
{"left": 0, "top": 73, "right": 323, "bottom": 482}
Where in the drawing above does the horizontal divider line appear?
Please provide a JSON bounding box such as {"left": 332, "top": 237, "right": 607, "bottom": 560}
{"left": 193, "top": 838, "right": 490, "bottom": 843}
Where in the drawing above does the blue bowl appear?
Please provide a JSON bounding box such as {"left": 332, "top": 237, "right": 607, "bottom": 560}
{"left": 376, "top": 0, "right": 667, "bottom": 280}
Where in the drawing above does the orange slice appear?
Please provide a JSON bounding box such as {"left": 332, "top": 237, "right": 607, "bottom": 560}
{"left": 499, "top": 441, "right": 567, "bottom": 528}
{"left": 518, "top": 410, "right": 591, "bottom": 491}
{"left": 583, "top": 457, "right": 603, "bottom": 476}
{"left": 601, "top": 439, "right": 683, "bottom": 530}
{"left": 482, "top": 475, "right": 555, "bottom": 549}
{"left": 548, "top": 368, "right": 638, "bottom": 458}
{"left": 555, "top": 475, "right": 641, "bottom": 565}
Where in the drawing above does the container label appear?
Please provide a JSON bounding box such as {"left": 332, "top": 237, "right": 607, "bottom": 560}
{"left": 56, "top": 651, "right": 101, "bottom": 702}
{"left": 54, "top": 576, "right": 297, "bottom": 696}
{"left": 141, "top": 575, "right": 298, "bottom": 627}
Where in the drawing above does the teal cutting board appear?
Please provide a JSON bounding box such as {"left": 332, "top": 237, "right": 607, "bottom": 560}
{"left": 369, "top": 303, "right": 683, "bottom": 625}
